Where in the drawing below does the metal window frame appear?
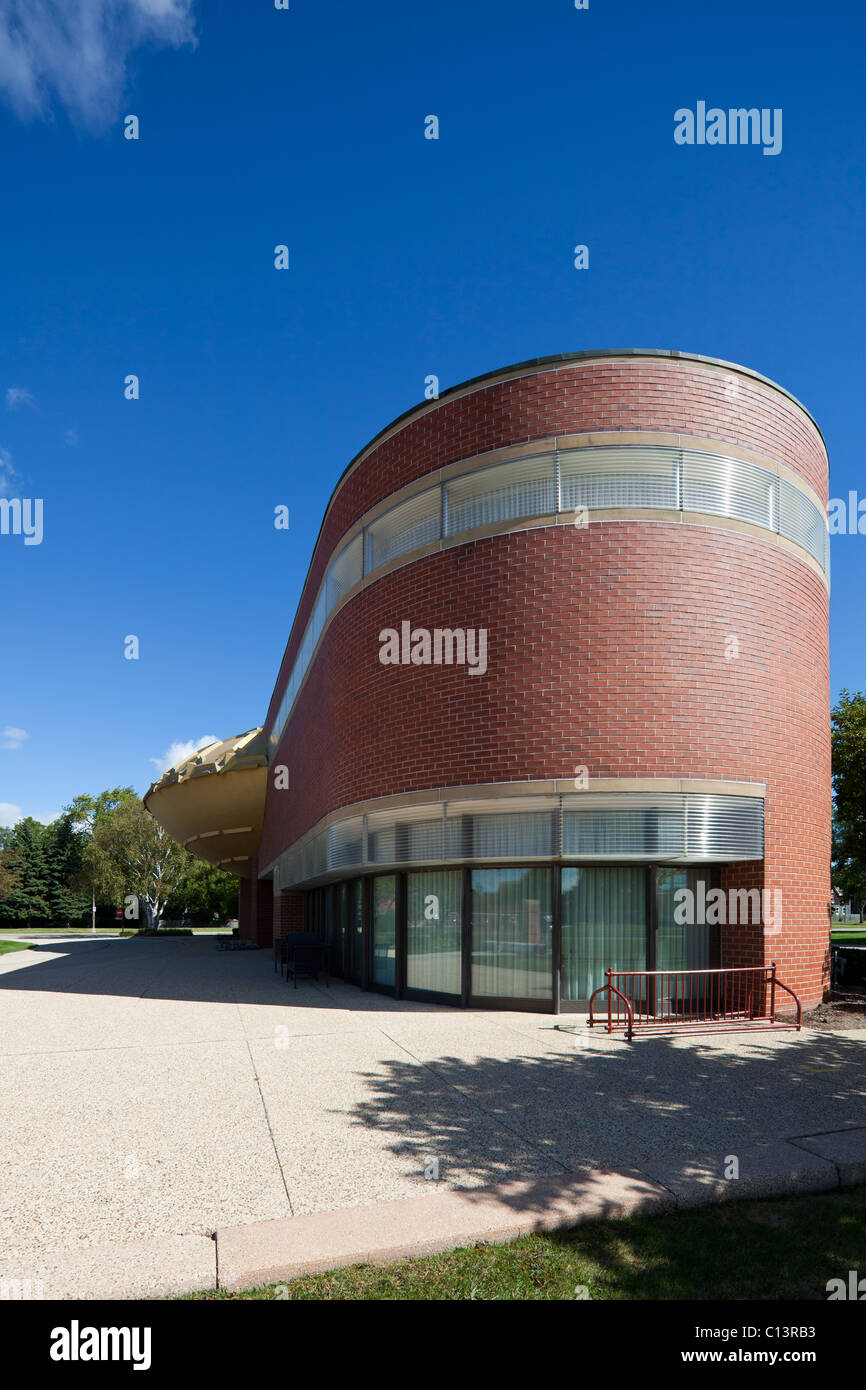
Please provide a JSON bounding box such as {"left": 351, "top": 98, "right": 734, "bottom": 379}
{"left": 313, "top": 858, "right": 731, "bottom": 1013}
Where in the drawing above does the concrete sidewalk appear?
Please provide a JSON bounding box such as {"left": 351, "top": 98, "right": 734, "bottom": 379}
{"left": 1, "top": 937, "right": 865, "bottom": 1297}
{"left": 3, "top": 1129, "right": 865, "bottom": 1298}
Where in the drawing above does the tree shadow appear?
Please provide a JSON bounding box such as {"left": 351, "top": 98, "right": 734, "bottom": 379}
{"left": 343, "top": 1030, "right": 866, "bottom": 1220}
{"left": 0, "top": 937, "right": 452, "bottom": 1011}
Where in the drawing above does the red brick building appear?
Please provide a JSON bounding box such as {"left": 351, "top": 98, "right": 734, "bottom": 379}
{"left": 150, "top": 350, "right": 832, "bottom": 1011}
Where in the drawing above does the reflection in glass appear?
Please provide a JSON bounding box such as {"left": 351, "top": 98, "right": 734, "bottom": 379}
{"left": 372, "top": 875, "right": 396, "bottom": 987}
{"left": 471, "top": 867, "right": 552, "bottom": 999}
{"left": 407, "top": 871, "right": 462, "bottom": 995}
{"left": 561, "top": 866, "right": 646, "bottom": 1001}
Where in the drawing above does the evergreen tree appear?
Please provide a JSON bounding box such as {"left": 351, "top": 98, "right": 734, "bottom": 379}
{"left": 45, "top": 814, "right": 88, "bottom": 924}
{"left": 0, "top": 818, "right": 52, "bottom": 926}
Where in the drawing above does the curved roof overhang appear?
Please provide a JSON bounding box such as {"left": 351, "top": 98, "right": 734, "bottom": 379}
{"left": 143, "top": 727, "right": 268, "bottom": 878}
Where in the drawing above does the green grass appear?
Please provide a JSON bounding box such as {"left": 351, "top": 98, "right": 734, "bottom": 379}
{"left": 0, "top": 927, "right": 123, "bottom": 936}
{"left": 0, "top": 940, "right": 33, "bottom": 955}
{"left": 186, "top": 1185, "right": 866, "bottom": 1301}
{"left": 832, "top": 931, "right": 866, "bottom": 944}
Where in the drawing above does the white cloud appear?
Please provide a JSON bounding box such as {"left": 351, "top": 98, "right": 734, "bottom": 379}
{"left": 0, "top": 804, "right": 58, "bottom": 827}
{"left": 1, "top": 726, "right": 28, "bottom": 750}
{"left": 149, "top": 733, "right": 217, "bottom": 775}
{"left": 0, "top": 1, "right": 197, "bottom": 129}
{"left": 64, "top": 426, "right": 79, "bottom": 447}
{"left": 5, "top": 386, "right": 34, "bottom": 410}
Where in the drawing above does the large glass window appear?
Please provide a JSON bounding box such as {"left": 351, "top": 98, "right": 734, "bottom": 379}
{"left": 372, "top": 875, "right": 397, "bottom": 987}
{"left": 561, "top": 866, "right": 647, "bottom": 1001}
{"left": 471, "top": 867, "right": 552, "bottom": 1000}
{"left": 655, "top": 867, "right": 715, "bottom": 1015}
{"left": 311, "top": 863, "right": 725, "bottom": 1011}
{"left": 655, "top": 868, "right": 714, "bottom": 971}
{"left": 406, "top": 871, "right": 462, "bottom": 996}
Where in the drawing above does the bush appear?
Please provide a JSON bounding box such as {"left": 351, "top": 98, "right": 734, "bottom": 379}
{"left": 135, "top": 928, "right": 194, "bottom": 937}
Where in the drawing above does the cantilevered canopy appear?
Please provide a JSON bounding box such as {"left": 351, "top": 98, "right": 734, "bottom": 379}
{"left": 144, "top": 727, "right": 267, "bottom": 878}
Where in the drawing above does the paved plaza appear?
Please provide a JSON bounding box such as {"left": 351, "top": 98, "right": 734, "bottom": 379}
{"left": 1, "top": 936, "right": 864, "bottom": 1293}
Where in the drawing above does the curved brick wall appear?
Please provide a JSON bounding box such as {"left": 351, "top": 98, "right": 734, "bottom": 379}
{"left": 260, "top": 352, "right": 831, "bottom": 1005}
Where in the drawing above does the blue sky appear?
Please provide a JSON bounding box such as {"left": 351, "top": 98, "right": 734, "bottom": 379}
{"left": 0, "top": 0, "right": 863, "bottom": 825}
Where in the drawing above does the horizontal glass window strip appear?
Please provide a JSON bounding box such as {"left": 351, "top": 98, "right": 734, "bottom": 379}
{"left": 559, "top": 447, "right": 679, "bottom": 511}
{"left": 367, "top": 806, "right": 446, "bottom": 863}
{"left": 310, "top": 590, "right": 328, "bottom": 647}
{"left": 560, "top": 793, "right": 763, "bottom": 861}
{"left": 445, "top": 455, "right": 555, "bottom": 535}
{"left": 326, "top": 532, "right": 363, "bottom": 607}
{"left": 301, "top": 623, "right": 316, "bottom": 676}
{"left": 275, "top": 791, "right": 765, "bottom": 887}
{"left": 779, "top": 477, "right": 827, "bottom": 568}
{"left": 682, "top": 450, "right": 778, "bottom": 530}
{"left": 326, "top": 816, "right": 364, "bottom": 871}
{"left": 366, "top": 487, "right": 442, "bottom": 570}
{"left": 444, "top": 798, "right": 559, "bottom": 860}
{"left": 299, "top": 832, "right": 327, "bottom": 881}
{"left": 468, "top": 811, "right": 558, "bottom": 858}
{"left": 366, "top": 824, "right": 397, "bottom": 863}
{"left": 405, "top": 816, "right": 446, "bottom": 861}
{"left": 684, "top": 796, "right": 764, "bottom": 858}
{"left": 268, "top": 444, "right": 827, "bottom": 757}
{"left": 563, "top": 808, "right": 685, "bottom": 857}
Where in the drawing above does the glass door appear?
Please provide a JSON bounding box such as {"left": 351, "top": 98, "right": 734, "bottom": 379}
{"left": 371, "top": 875, "right": 397, "bottom": 989}
{"left": 560, "top": 866, "right": 647, "bottom": 1006}
{"left": 654, "top": 867, "right": 715, "bottom": 1016}
{"left": 406, "top": 870, "right": 462, "bottom": 998}
{"left": 470, "top": 867, "right": 552, "bottom": 1003}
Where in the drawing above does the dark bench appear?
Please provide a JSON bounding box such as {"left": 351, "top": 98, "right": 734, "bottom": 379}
{"left": 276, "top": 932, "right": 329, "bottom": 988}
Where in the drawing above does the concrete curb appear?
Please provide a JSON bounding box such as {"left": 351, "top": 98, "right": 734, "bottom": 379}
{"left": 215, "top": 1169, "right": 673, "bottom": 1293}
{"left": 4, "top": 1128, "right": 864, "bottom": 1299}
{"left": 213, "top": 1130, "right": 865, "bottom": 1294}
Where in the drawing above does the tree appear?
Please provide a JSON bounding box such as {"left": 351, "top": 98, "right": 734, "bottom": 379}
{"left": 87, "top": 799, "right": 190, "bottom": 930}
{"left": 44, "top": 814, "right": 88, "bottom": 923}
{"left": 0, "top": 818, "right": 52, "bottom": 926}
{"left": 165, "top": 857, "right": 238, "bottom": 922}
{"left": 832, "top": 817, "right": 866, "bottom": 916}
{"left": 67, "top": 788, "right": 139, "bottom": 832}
{"left": 66, "top": 788, "right": 138, "bottom": 928}
{"left": 0, "top": 843, "right": 21, "bottom": 902}
{"left": 831, "top": 690, "right": 866, "bottom": 906}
